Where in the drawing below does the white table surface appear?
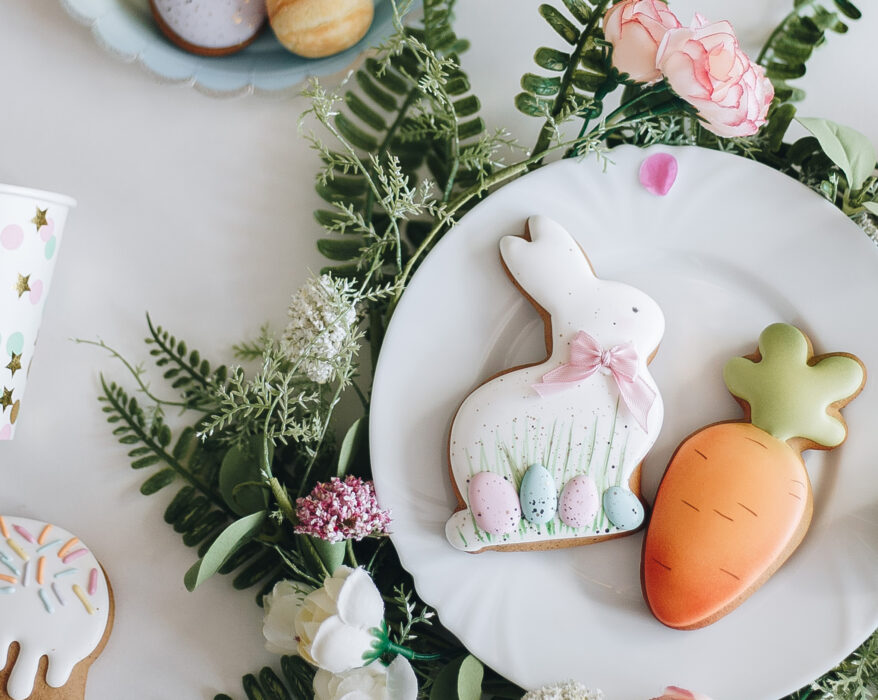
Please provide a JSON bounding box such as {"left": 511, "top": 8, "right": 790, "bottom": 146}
{"left": 0, "top": 1, "right": 875, "bottom": 698}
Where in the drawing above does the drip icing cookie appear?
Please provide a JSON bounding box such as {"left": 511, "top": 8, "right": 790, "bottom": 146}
{"left": 0, "top": 516, "right": 113, "bottom": 700}
{"left": 642, "top": 323, "right": 865, "bottom": 629}
{"left": 445, "top": 216, "right": 665, "bottom": 552}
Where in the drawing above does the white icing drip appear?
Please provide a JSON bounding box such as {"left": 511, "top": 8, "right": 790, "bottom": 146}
{"left": 0, "top": 517, "right": 110, "bottom": 699}
{"left": 446, "top": 216, "right": 665, "bottom": 551}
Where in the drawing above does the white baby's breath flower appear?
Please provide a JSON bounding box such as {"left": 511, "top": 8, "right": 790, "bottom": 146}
{"left": 283, "top": 274, "right": 359, "bottom": 384}
{"left": 522, "top": 680, "right": 604, "bottom": 700}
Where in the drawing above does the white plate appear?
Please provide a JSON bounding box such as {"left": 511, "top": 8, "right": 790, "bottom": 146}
{"left": 370, "top": 145, "right": 878, "bottom": 699}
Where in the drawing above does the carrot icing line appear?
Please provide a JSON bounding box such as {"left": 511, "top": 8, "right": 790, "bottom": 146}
{"left": 37, "top": 524, "right": 52, "bottom": 545}
{"left": 62, "top": 549, "right": 88, "bottom": 564}
{"left": 88, "top": 568, "right": 98, "bottom": 596}
{"left": 6, "top": 539, "right": 28, "bottom": 561}
{"left": 0, "top": 517, "right": 8, "bottom": 538}
{"left": 37, "top": 557, "right": 45, "bottom": 585}
{"left": 72, "top": 584, "right": 94, "bottom": 614}
{"left": 57, "top": 537, "right": 79, "bottom": 559}
{"left": 0, "top": 574, "right": 16, "bottom": 584}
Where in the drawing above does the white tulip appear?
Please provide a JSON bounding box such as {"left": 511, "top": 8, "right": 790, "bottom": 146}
{"left": 262, "top": 580, "right": 314, "bottom": 655}
{"left": 295, "top": 565, "right": 386, "bottom": 673}
{"left": 313, "top": 656, "right": 418, "bottom": 700}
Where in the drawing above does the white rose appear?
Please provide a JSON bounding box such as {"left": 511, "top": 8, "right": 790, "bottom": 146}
{"left": 263, "top": 580, "right": 314, "bottom": 655}
{"left": 313, "top": 656, "right": 418, "bottom": 700}
{"left": 295, "top": 565, "right": 385, "bottom": 673}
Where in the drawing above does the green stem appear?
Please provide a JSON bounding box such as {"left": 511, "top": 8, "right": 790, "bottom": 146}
{"left": 77, "top": 339, "right": 188, "bottom": 408}
{"left": 530, "top": 0, "right": 613, "bottom": 163}
{"left": 346, "top": 539, "right": 359, "bottom": 567}
{"left": 383, "top": 640, "right": 442, "bottom": 661}
{"left": 269, "top": 477, "right": 297, "bottom": 524}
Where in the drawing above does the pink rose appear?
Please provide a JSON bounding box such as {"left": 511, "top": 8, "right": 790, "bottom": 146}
{"left": 651, "top": 686, "right": 714, "bottom": 700}
{"left": 603, "top": 0, "right": 682, "bottom": 83}
{"left": 655, "top": 14, "right": 774, "bottom": 137}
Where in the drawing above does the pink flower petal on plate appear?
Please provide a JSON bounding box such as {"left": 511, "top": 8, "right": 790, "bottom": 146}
{"left": 639, "top": 153, "right": 678, "bottom": 196}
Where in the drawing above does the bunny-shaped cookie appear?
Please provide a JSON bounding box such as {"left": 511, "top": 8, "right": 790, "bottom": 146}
{"left": 445, "top": 216, "right": 664, "bottom": 552}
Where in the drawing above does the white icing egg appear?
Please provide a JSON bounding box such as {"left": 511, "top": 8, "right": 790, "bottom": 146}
{"left": 151, "top": 0, "right": 267, "bottom": 55}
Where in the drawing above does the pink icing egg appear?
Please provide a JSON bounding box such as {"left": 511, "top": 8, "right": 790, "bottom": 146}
{"left": 467, "top": 472, "right": 521, "bottom": 535}
{"left": 558, "top": 474, "right": 599, "bottom": 529}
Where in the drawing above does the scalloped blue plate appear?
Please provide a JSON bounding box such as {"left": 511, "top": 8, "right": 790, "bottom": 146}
{"left": 60, "top": 0, "right": 406, "bottom": 96}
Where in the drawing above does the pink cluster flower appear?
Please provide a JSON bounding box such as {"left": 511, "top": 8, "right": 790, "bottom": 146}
{"left": 602, "top": 1, "right": 774, "bottom": 137}
{"left": 294, "top": 476, "right": 392, "bottom": 543}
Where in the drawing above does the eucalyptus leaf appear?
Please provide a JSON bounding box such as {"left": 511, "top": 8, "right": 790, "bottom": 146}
{"left": 298, "top": 534, "right": 345, "bottom": 577}
{"left": 337, "top": 417, "right": 366, "bottom": 477}
{"left": 184, "top": 510, "right": 267, "bottom": 591}
{"left": 219, "top": 438, "right": 272, "bottom": 515}
{"left": 429, "top": 655, "right": 484, "bottom": 700}
{"left": 798, "top": 117, "right": 877, "bottom": 190}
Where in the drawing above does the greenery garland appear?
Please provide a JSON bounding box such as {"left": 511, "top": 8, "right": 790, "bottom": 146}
{"left": 90, "top": 0, "right": 878, "bottom": 697}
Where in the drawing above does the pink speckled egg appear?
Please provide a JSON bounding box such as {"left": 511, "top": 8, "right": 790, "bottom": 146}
{"left": 559, "top": 474, "right": 599, "bottom": 529}
{"left": 467, "top": 472, "right": 521, "bottom": 536}
{"left": 150, "top": 0, "right": 267, "bottom": 56}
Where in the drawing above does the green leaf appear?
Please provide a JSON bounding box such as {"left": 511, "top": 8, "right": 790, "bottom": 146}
{"left": 299, "top": 534, "right": 345, "bottom": 578}
{"left": 345, "top": 92, "right": 388, "bottom": 132}
{"left": 131, "top": 454, "right": 163, "bottom": 470}
{"left": 833, "top": 0, "right": 861, "bottom": 19}
{"left": 219, "top": 438, "right": 272, "bottom": 516}
{"left": 521, "top": 73, "right": 561, "bottom": 96}
{"left": 140, "top": 468, "right": 176, "bottom": 495}
{"left": 862, "top": 202, "right": 878, "bottom": 215}
{"left": 334, "top": 113, "right": 379, "bottom": 152}
{"left": 184, "top": 510, "right": 267, "bottom": 591}
{"left": 561, "top": 0, "right": 590, "bottom": 24}
{"left": 316, "top": 237, "right": 365, "bottom": 261}
{"left": 798, "top": 117, "right": 877, "bottom": 190}
{"left": 429, "top": 655, "right": 484, "bottom": 700}
{"left": 539, "top": 4, "right": 579, "bottom": 44}
{"left": 514, "top": 92, "right": 551, "bottom": 117}
{"left": 337, "top": 417, "right": 366, "bottom": 476}
{"left": 258, "top": 667, "right": 290, "bottom": 700}
{"left": 533, "top": 47, "right": 569, "bottom": 71}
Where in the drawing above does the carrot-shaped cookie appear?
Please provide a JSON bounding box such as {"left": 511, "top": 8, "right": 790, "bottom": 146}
{"left": 642, "top": 323, "right": 865, "bottom": 629}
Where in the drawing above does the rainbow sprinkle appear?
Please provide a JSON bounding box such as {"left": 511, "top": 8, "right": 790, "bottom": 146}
{"left": 21, "top": 561, "right": 29, "bottom": 587}
{"left": 72, "top": 584, "right": 94, "bottom": 615}
{"left": 6, "top": 538, "right": 28, "bottom": 561}
{"left": 0, "top": 516, "right": 8, "bottom": 538}
{"left": 0, "top": 587, "right": 13, "bottom": 594}
{"left": 13, "top": 525, "right": 36, "bottom": 544}
{"left": 0, "top": 574, "right": 16, "bottom": 585}
{"left": 38, "top": 588, "right": 54, "bottom": 614}
{"left": 37, "top": 524, "right": 52, "bottom": 545}
{"left": 0, "top": 553, "right": 19, "bottom": 576}
{"left": 37, "top": 539, "right": 61, "bottom": 553}
{"left": 57, "top": 538, "right": 79, "bottom": 559}
{"left": 54, "top": 568, "right": 77, "bottom": 578}
{"left": 62, "top": 549, "right": 88, "bottom": 564}
{"left": 51, "top": 582, "right": 65, "bottom": 605}
{"left": 88, "top": 568, "right": 98, "bottom": 596}
{"left": 36, "top": 557, "right": 45, "bottom": 585}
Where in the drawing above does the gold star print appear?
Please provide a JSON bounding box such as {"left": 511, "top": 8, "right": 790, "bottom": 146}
{"left": 14, "top": 274, "right": 30, "bottom": 298}
{"left": 31, "top": 207, "right": 48, "bottom": 231}
{"left": 5, "top": 354, "right": 21, "bottom": 377}
{"left": 0, "top": 388, "right": 13, "bottom": 412}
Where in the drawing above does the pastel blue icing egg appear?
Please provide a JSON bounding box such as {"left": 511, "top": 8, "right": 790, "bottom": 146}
{"left": 602, "top": 486, "right": 644, "bottom": 531}
{"left": 519, "top": 463, "right": 557, "bottom": 525}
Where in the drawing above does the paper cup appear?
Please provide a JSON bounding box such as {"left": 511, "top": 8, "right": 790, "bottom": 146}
{"left": 0, "top": 185, "right": 75, "bottom": 439}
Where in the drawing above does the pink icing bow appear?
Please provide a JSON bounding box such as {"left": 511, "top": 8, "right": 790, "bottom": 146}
{"left": 532, "top": 330, "right": 656, "bottom": 431}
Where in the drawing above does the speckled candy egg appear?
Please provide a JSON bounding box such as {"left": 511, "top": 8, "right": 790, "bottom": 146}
{"left": 150, "top": 0, "right": 267, "bottom": 56}
{"left": 558, "top": 474, "right": 599, "bottom": 529}
{"left": 602, "top": 486, "right": 645, "bottom": 531}
{"left": 518, "top": 463, "right": 557, "bottom": 525}
{"left": 267, "top": 0, "right": 374, "bottom": 58}
{"left": 468, "top": 472, "right": 521, "bottom": 535}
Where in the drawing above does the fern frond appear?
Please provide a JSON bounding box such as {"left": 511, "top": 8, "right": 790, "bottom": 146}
{"left": 517, "top": 0, "right": 615, "bottom": 160}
